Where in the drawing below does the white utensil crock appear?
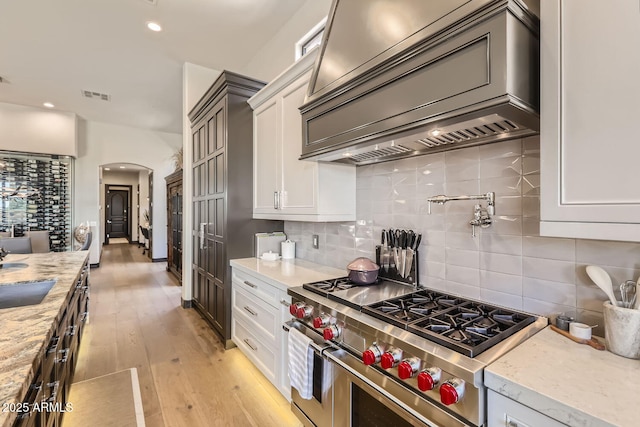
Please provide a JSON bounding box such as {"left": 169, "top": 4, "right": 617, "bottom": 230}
{"left": 603, "top": 301, "right": 640, "bottom": 359}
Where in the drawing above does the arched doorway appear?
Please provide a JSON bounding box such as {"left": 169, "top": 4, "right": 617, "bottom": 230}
{"left": 100, "top": 163, "right": 152, "bottom": 251}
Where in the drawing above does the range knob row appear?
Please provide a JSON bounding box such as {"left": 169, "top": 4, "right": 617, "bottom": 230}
{"left": 361, "top": 344, "right": 464, "bottom": 405}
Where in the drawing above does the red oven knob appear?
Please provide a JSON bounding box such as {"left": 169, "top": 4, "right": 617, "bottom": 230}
{"left": 296, "top": 305, "right": 313, "bottom": 319}
{"left": 397, "top": 357, "right": 421, "bottom": 379}
{"left": 313, "top": 314, "right": 331, "bottom": 328}
{"left": 380, "top": 348, "right": 403, "bottom": 369}
{"left": 417, "top": 367, "right": 442, "bottom": 391}
{"left": 440, "top": 378, "right": 465, "bottom": 406}
{"left": 323, "top": 324, "right": 341, "bottom": 340}
{"left": 289, "top": 302, "right": 304, "bottom": 316}
{"left": 362, "top": 343, "right": 384, "bottom": 366}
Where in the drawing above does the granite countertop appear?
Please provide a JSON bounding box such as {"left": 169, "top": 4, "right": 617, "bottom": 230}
{"left": 230, "top": 257, "right": 345, "bottom": 290}
{"left": 0, "top": 251, "right": 89, "bottom": 427}
{"left": 485, "top": 326, "right": 640, "bottom": 427}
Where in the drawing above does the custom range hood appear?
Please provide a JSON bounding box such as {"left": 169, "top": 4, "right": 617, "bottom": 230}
{"left": 300, "top": 0, "right": 540, "bottom": 165}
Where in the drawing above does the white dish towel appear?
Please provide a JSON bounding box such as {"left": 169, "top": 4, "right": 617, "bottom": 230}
{"left": 288, "top": 327, "right": 314, "bottom": 400}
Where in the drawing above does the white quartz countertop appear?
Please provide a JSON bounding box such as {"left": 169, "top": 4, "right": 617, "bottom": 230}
{"left": 485, "top": 326, "right": 640, "bottom": 427}
{"left": 230, "top": 257, "right": 345, "bottom": 290}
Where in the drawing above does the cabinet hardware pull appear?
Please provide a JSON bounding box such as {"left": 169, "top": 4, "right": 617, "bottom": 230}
{"left": 243, "top": 306, "right": 257, "bottom": 316}
{"left": 46, "top": 381, "right": 60, "bottom": 402}
{"left": 66, "top": 325, "right": 77, "bottom": 336}
{"left": 280, "top": 299, "right": 290, "bottom": 307}
{"left": 274, "top": 191, "right": 280, "bottom": 209}
{"left": 243, "top": 280, "right": 257, "bottom": 288}
{"left": 244, "top": 338, "right": 257, "bottom": 351}
{"left": 47, "top": 336, "right": 60, "bottom": 353}
{"left": 56, "top": 348, "right": 69, "bottom": 364}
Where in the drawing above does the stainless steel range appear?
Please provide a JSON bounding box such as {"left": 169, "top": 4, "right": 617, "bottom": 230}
{"left": 286, "top": 277, "right": 547, "bottom": 427}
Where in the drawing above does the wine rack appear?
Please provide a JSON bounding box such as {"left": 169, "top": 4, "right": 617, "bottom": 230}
{"left": 0, "top": 152, "right": 72, "bottom": 251}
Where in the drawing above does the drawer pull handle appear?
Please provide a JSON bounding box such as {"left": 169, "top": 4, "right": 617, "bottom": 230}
{"left": 244, "top": 338, "right": 257, "bottom": 351}
{"left": 243, "top": 280, "right": 257, "bottom": 288}
{"left": 280, "top": 299, "right": 290, "bottom": 307}
{"left": 56, "top": 348, "right": 69, "bottom": 364}
{"left": 47, "top": 336, "right": 60, "bottom": 354}
{"left": 46, "top": 381, "right": 60, "bottom": 402}
{"left": 243, "top": 306, "right": 257, "bottom": 316}
{"left": 66, "top": 325, "right": 78, "bottom": 336}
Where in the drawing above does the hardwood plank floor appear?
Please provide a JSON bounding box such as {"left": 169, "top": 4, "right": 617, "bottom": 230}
{"left": 72, "top": 243, "right": 301, "bottom": 427}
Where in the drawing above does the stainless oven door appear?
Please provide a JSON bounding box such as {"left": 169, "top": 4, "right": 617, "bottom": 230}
{"left": 283, "top": 321, "right": 334, "bottom": 427}
{"left": 326, "top": 348, "right": 471, "bottom": 427}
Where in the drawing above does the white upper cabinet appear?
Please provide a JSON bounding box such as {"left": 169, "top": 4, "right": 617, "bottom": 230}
{"left": 249, "top": 49, "right": 356, "bottom": 222}
{"left": 540, "top": 0, "right": 640, "bottom": 241}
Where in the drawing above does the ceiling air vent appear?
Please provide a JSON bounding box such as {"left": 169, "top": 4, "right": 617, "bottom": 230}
{"left": 82, "top": 90, "right": 111, "bottom": 101}
{"left": 140, "top": 0, "right": 158, "bottom": 5}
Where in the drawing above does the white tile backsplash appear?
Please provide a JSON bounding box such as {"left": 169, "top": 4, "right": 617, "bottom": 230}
{"left": 284, "top": 137, "right": 640, "bottom": 326}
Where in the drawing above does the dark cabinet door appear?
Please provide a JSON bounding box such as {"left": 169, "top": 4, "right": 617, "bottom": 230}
{"left": 192, "top": 97, "right": 226, "bottom": 335}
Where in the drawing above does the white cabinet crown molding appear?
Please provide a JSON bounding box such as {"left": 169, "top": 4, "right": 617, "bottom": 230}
{"left": 248, "top": 48, "right": 319, "bottom": 110}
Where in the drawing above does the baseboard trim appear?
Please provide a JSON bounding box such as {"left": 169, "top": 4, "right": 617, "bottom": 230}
{"left": 152, "top": 258, "right": 167, "bottom": 263}
{"left": 90, "top": 263, "right": 100, "bottom": 268}
{"left": 181, "top": 299, "right": 193, "bottom": 308}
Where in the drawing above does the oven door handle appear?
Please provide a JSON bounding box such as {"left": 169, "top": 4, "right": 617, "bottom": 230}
{"left": 283, "top": 320, "right": 332, "bottom": 354}
{"left": 325, "top": 349, "right": 470, "bottom": 427}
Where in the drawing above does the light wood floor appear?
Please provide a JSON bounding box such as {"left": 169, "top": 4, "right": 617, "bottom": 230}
{"left": 72, "top": 243, "right": 302, "bottom": 427}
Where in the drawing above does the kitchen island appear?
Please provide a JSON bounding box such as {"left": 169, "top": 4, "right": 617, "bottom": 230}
{"left": 485, "top": 326, "right": 639, "bottom": 427}
{"left": 0, "top": 251, "right": 89, "bottom": 427}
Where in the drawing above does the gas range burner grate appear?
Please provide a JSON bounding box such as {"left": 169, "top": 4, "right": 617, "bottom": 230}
{"left": 362, "top": 290, "right": 537, "bottom": 357}
{"left": 407, "top": 302, "right": 536, "bottom": 357}
{"left": 302, "top": 276, "right": 384, "bottom": 297}
{"left": 362, "top": 290, "right": 453, "bottom": 328}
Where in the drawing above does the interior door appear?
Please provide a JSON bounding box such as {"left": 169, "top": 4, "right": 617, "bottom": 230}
{"left": 106, "top": 189, "right": 129, "bottom": 239}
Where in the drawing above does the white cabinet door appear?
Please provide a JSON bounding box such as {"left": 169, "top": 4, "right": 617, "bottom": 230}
{"left": 249, "top": 49, "right": 356, "bottom": 222}
{"left": 253, "top": 99, "right": 280, "bottom": 215}
{"left": 487, "top": 390, "right": 565, "bottom": 427}
{"left": 280, "top": 70, "right": 317, "bottom": 212}
{"left": 540, "top": 0, "right": 640, "bottom": 241}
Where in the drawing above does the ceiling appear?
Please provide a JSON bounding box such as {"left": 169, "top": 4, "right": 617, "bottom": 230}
{"left": 0, "top": 0, "right": 312, "bottom": 135}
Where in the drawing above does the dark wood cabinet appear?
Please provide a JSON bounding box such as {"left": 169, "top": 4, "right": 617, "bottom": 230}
{"left": 165, "top": 170, "right": 183, "bottom": 283}
{"left": 13, "top": 260, "right": 89, "bottom": 427}
{"left": 188, "top": 71, "right": 282, "bottom": 347}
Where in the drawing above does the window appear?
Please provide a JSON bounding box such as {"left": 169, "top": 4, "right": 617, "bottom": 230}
{"left": 295, "top": 17, "right": 327, "bottom": 60}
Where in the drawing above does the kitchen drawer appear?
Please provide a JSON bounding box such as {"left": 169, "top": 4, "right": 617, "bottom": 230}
{"left": 232, "top": 316, "right": 277, "bottom": 384}
{"left": 232, "top": 268, "right": 280, "bottom": 307}
{"left": 488, "top": 390, "right": 565, "bottom": 427}
{"left": 232, "top": 284, "right": 278, "bottom": 342}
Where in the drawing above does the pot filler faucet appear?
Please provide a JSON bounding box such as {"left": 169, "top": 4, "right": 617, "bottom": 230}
{"left": 427, "top": 192, "right": 495, "bottom": 237}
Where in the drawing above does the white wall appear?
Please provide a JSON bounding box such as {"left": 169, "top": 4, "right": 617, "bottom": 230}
{"left": 240, "top": 0, "right": 331, "bottom": 81}
{"left": 75, "top": 120, "right": 181, "bottom": 264}
{"left": 0, "top": 102, "right": 78, "bottom": 156}
{"left": 181, "top": 62, "right": 221, "bottom": 301}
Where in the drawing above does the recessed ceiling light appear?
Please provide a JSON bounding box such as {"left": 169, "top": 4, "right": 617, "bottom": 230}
{"left": 43, "top": 102, "right": 55, "bottom": 108}
{"left": 119, "top": 166, "right": 126, "bottom": 169}
{"left": 430, "top": 129, "right": 441, "bottom": 137}
{"left": 104, "top": 167, "right": 111, "bottom": 171}
{"left": 147, "top": 22, "right": 162, "bottom": 32}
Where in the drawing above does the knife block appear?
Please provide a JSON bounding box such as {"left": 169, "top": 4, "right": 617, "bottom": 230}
{"left": 375, "top": 245, "right": 419, "bottom": 286}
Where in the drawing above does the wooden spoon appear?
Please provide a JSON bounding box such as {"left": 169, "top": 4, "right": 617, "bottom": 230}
{"left": 550, "top": 325, "right": 605, "bottom": 351}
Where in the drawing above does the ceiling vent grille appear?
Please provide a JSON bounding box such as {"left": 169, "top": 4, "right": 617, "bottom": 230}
{"left": 140, "top": 0, "right": 158, "bottom": 5}
{"left": 82, "top": 90, "right": 111, "bottom": 101}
